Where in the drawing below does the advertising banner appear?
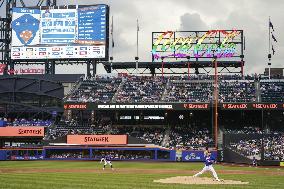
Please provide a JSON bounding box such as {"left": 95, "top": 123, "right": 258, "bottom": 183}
{"left": 63, "top": 103, "right": 210, "bottom": 110}
{"left": 64, "top": 102, "right": 284, "bottom": 110}
{"left": 182, "top": 150, "right": 217, "bottom": 162}
{"left": 67, "top": 135, "right": 128, "bottom": 145}
{"left": 0, "top": 127, "right": 44, "bottom": 137}
{"left": 221, "top": 103, "right": 284, "bottom": 110}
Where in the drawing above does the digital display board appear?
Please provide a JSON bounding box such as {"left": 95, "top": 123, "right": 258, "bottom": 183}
{"left": 63, "top": 102, "right": 284, "bottom": 110}
{"left": 152, "top": 30, "right": 244, "bottom": 62}
{"left": 11, "top": 5, "right": 108, "bottom": 60}
{"left": 63, "top": 103, "right": 210, "bottom": 110}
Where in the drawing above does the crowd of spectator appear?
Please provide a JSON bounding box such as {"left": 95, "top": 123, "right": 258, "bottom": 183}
{"left": 224, "top": 126, "right": 263, "bottom": 134}
{"left": 219, "top": 80, "right": 256, "bottom": 102}
{"left": 133, "top": 127, "right": 165, "bottom": 145}
{"left": 46, "top": 120, "right": 94, "bottom": 140}
{"left": 66, "top": 75, "right": 122, "bottom": 103}
{"left": 260, "top": 81, "right": 284, "bottom": 102}
{"left": 46, "top": 150, "right": 154, "bottom": 160}
{"left": 0, "top": 117, "right": 52, "bottom": 127}
{"left": 164, "top": 81, "right": 213, "bottom": 102}
{"left": 167, "top": 126, "right": 213, "bottom": 150}
{"left": 48, "top": 152, "right": 86, "bottom": 159}
{"left": 93, "top": 150, "right": 153, "bottom": 160}
{"left": 112, "top": 126, "right": 165, "bottom": 145}
{"left": 264, "top": 135, "right": 284, "bottom": 160}
{"left": 229, "top": 139, "right": 260, "bottom": 157}
{"left": 116, "top": 76, "right": 166, "bottom": 103}
{"left": 228, "top": 134, "right": 284, "bottom": 161}
{"left": 64, "top": 74, "right": 284, "bottom": 103}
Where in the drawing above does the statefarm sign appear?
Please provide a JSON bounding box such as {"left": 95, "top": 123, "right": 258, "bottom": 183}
{"left": 152, "top": 30, "right": 242, "bottom": 60}
{"left": 67, "top": 135, "right": 127, "bottom": 145}
{"left": 222, "top": 103, "right": 284, "bottom": 110}
{"left": 64, "top": 104, "right": 87, "bottom": 109}
{"left": 0, "top": 64, "right": 44, "bottom": 75}
{"left": 0, "top": 127, "right": 44, "bottom": 137}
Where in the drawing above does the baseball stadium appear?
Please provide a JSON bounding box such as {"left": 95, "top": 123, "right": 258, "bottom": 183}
{"left": 0, "top": 0, "right": 284, "bottom": 189}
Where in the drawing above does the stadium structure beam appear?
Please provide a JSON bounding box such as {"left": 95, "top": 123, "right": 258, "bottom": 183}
{"left": 102, "top": 61, "right": 244, "bottom": 75}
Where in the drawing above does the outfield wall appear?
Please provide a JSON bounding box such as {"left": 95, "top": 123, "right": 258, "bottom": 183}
{"left": 0, "top": 147, "right": 217, "bottom": 162}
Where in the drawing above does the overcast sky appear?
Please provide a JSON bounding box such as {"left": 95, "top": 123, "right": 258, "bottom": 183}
{"left": 3, "top": 0, "right": 284, "bottom": 75}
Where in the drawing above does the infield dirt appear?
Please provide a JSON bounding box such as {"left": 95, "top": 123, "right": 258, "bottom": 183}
{"left": 154, "top": 176, "right": 249, "bottom": 185}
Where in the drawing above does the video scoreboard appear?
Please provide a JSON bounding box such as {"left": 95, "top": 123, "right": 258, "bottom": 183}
{"left": 11, "top": 5, "right": 109, "bottom": 60}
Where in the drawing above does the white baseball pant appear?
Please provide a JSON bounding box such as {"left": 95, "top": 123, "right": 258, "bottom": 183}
{"left": 193, "top": 165, "right": 219, "bottom": 180}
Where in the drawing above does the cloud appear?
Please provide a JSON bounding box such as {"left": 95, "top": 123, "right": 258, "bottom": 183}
{"left": 179, "top": 13, "right": 208, "bottom": 30}
{"left": 212, "top": 9, "right": 283, "bottom": 74}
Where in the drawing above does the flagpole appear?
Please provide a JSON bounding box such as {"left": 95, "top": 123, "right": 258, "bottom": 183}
{"left": 135, "top": 19, "right": 139, "bottom": 74}
{"left": 111, "top": 16, "right": 114, "bottom": 56}
{"left": 268, "top": 17, "right": 271, "bottom": 80}
{"left": 111, "top": 16, "right": 114, "bottom": 73}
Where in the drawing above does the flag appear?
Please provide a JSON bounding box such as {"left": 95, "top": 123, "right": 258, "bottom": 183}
{"left": 269, "top": 18, "right": 277, "bottom": 57}
{"left": 137, "top": 19, "right": 140, "bottom": 32}
{"left": 111, "top": 16, "right": 113, "bottom": 35}
{"left": 111, "top": 16, "right": 114, "bottom": 48}
{"left": 272, "top": 45, "right": 275, "bottom": 55}
{"left": 269, "top": 21, "right": 274, "bottom": 31}
{"left": 271, "top": 33, "right": 277, "bottom": 42}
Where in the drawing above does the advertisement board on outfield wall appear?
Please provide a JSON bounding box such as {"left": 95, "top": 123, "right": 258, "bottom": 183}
{"left": 0, "top": 127, "right": 44, "bottom": 137}
{"left": 182, "top": 151, "right": 217, "bottom": 162}
{"left": 67, "top": 135, "right": 128, "bottom": 145}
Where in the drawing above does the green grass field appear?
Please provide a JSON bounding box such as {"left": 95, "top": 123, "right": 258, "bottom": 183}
{"left": 0, "top": 161, "right": 283, "bottom": 189}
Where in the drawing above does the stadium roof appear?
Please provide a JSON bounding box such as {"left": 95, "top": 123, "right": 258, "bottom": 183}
{"left": 0, "top": 74, "right": 84, "bottom": 83}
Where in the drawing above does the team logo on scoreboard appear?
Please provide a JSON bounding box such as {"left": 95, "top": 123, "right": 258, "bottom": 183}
{"left": 12, "top": 14, "right": 40, "bottom": 45}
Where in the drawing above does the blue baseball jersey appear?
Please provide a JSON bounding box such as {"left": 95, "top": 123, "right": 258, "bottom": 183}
{"left": 205, "top": 156, "right": 215, "bottom": 166}
{"left": 104, "top": 155, "right": 112, "bottom": 161}
{"left": 252, "top": 158, "right": 257, "bottom": 164}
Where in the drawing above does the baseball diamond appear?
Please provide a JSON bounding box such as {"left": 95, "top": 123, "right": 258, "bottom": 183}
{"left": 0, "top": 0, "right": 284, "bottom": 189}
{"left": 1, "top": 161, "right": 284, "bottom": 188}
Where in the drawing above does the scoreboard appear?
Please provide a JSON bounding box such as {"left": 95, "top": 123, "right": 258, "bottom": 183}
{"left": 11, "top": 5, "right": 109, "bottom": 60}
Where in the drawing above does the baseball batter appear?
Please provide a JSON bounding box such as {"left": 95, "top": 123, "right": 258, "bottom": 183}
{"left": 100, "top": 153, "right": 114, "bottom": 170}
{"left": 193, "top": 152, "right": 220, "bottom": 181}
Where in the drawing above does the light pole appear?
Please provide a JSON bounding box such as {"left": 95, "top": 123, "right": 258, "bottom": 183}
{"left": 186, "top": 56, "right": 190, "bottom": 78}
{"left": 261, "top": 109, "right": 264, "bottom": 163}
{"left": 213, "top": 57, "right": 218, "bottom": 149}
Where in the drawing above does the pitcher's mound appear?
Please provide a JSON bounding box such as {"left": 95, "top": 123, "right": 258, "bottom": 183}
{"left": 154, "top": 176, "right": 249, "bottom": 185}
